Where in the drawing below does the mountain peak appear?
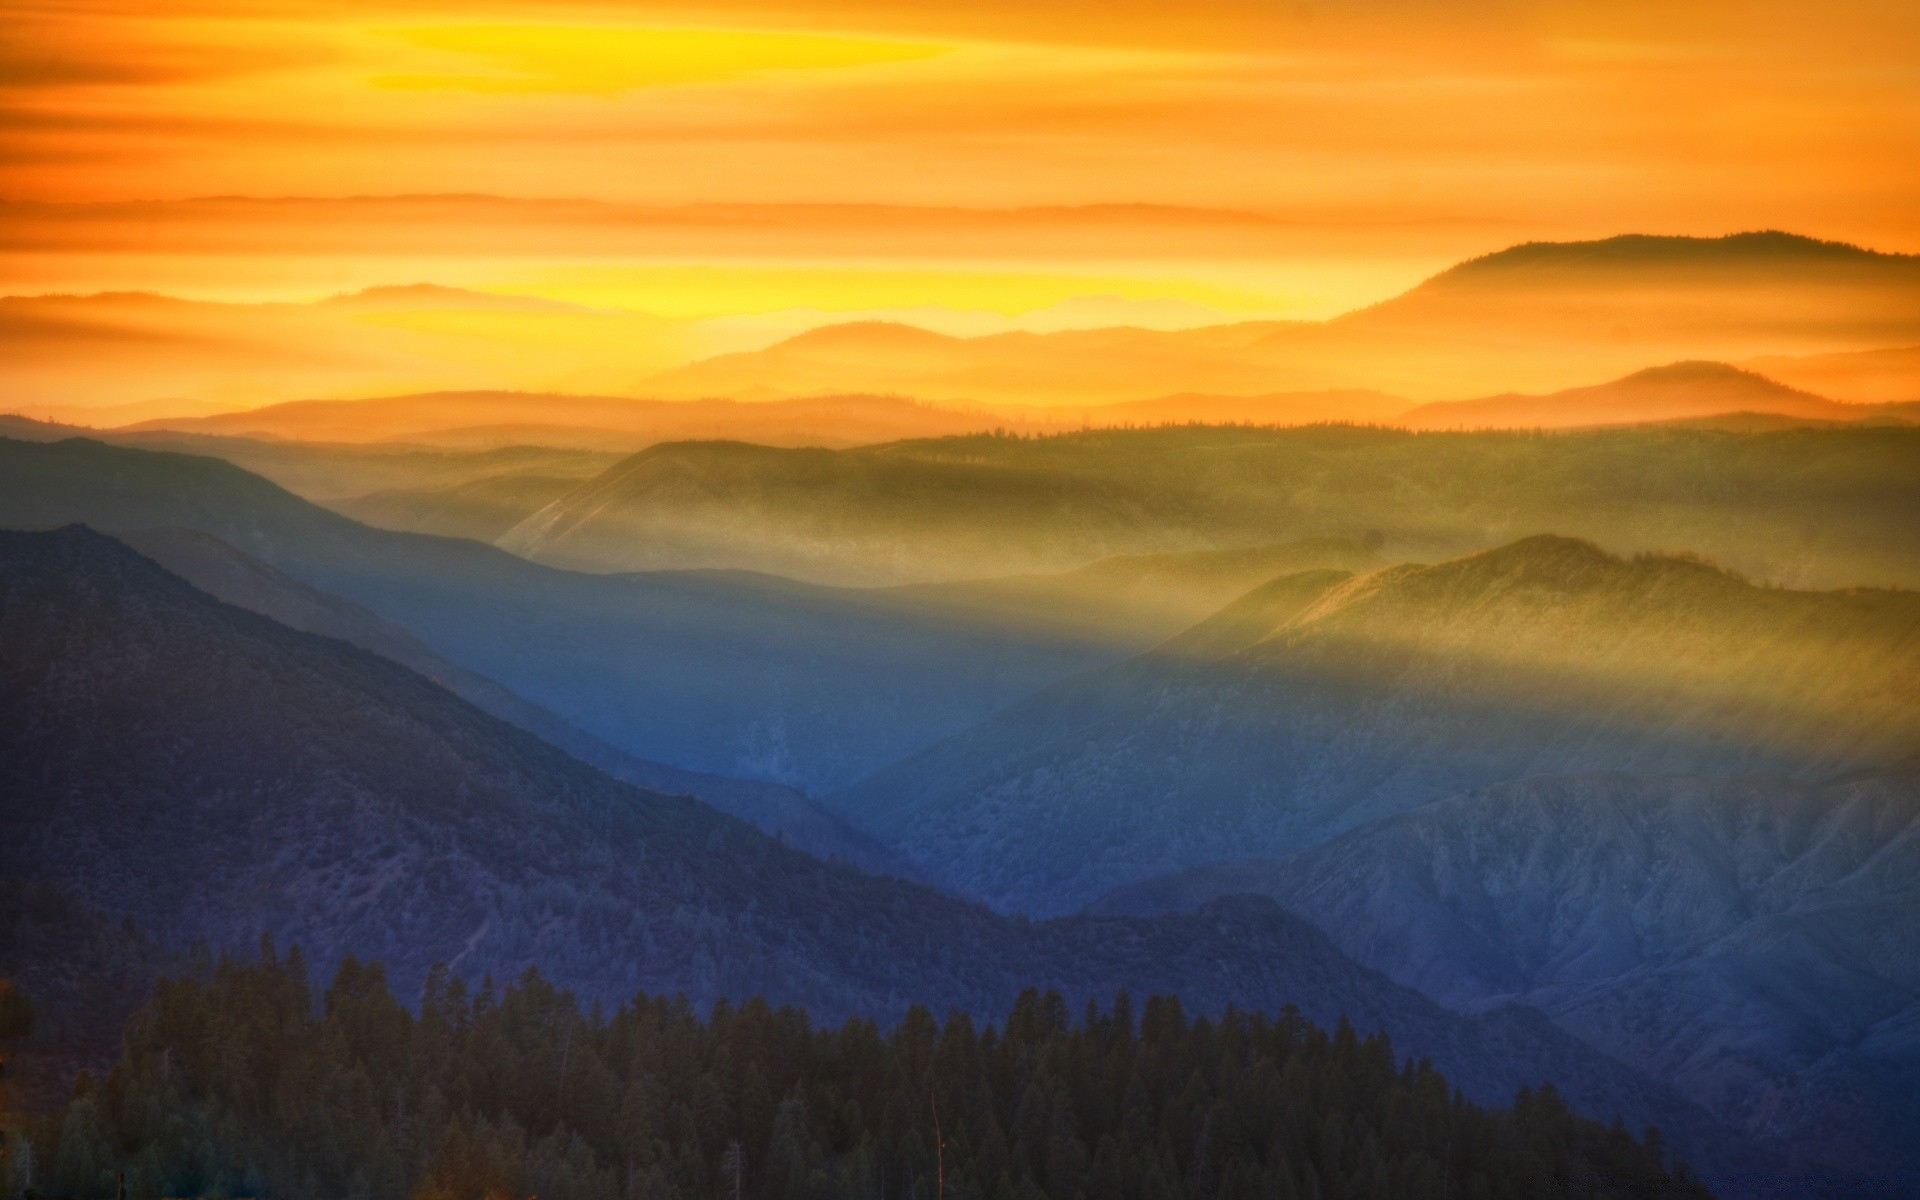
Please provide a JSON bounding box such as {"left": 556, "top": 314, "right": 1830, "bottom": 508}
{"left": 1428, "top": 231, "right": 1905, "bottom": 287}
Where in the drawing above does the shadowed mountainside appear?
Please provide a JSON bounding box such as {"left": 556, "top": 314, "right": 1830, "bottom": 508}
{"left": 0, "top": 525, "right": 1748, "bottom": 1175}
{"left": 1091, "top": 770, "right": 1920, "bottom": 1185}
{"left": 112, "top": 527, "right": 907, "bottom": 875}
{"left": 835, "top": 537, "right": 1920, "bottom": 915}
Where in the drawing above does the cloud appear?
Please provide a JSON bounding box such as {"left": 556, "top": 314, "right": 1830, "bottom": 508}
{"left": 373, "top": 23, "right": 949, "bottom": 95}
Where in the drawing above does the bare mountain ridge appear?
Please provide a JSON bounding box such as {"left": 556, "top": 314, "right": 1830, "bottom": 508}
{"left": 1091, "top": 769, "right": 1920, "bottom": 1184}
{"left": 834, "top": 535, "right": 1920, "bottom": 914}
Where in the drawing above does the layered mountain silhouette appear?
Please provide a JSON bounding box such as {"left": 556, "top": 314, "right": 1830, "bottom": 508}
{"left": 0, "top": 525, "right": 1748, "bottom": 1173}
{"left": 0, "top": 286, "right": 688, "bottom": 411}
{"left": 644, "top": 233, "right": 1920, "bottom": 404}
{"left": 123, "top": 390, "right": 1081, "bottom": 451}
{"left": 836, "top": 537, "right": 1920, "bottom": 914}
{"left": 490, "top": 422, "right": 1920, "bottom": 588}
{"left": 1397, "top": 361, "right": 1870, "bottom": 430}
{"left": 1093, "top": 771, "right": 1920, "bottom": 1183}
{"left": 0, "top": 435, "right": 1199, "bottom": 788}
{"left": 14, "top": 232, "right": 1920, "bottom": 419}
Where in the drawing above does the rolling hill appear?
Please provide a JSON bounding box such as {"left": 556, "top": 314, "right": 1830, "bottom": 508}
{"left": 1091, "top": 770, "right": 1920, "bottom": 1184}
{"left": 0, "top": 525, "right": 1745, "bottom": 1175}
{"left": 121, "top": 389, "right": 1081, "bottom": 450}
{"left": 1397, "top": 361, "right": 1868, "bottom": 430}
{"left": 834, "top": 536, "right": 1920, "bottom": 914}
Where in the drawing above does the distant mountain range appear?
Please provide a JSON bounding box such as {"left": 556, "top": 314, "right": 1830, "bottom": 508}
{"left": 835, "top": 536, "right": 1920, "bottom": 914}
{"left": 79, "top": 357, "right": 1914, "bottom": 459}
{"left": 10, "top": 232, "right": 1920, "bottom": 419}
{"left": 1092, "top": 770, "right": 1920, "bottom": 1184}
{"left": 644, "top": 233, "right": 1920, "bottom": 405}
{"left": 121, "top": 390, "right": 1083, "bottom": 451}
{"left": 0, "top": 525, "right": 1745, "bottom": 1178}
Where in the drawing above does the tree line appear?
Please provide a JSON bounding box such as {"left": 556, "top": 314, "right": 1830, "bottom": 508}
{"left": 11, "top": 941, "right": 1709, "bottom": 1200}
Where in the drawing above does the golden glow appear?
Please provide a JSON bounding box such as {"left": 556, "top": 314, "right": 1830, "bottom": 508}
{"left": 488, "top": 263, "right": 1280, "bottom": 319}
{"left": 1, "top": 0, "right": 1916, "bottom": 415}
{"left": 374, "top": 24, "right": 948, "bottom": 94}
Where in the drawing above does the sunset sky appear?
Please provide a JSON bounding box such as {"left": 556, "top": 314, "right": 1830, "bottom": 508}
{"left": 3, "top": 0, "right": 1917, "bottom": 404}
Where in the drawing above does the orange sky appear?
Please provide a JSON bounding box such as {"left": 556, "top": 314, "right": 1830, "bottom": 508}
{"left": 2, "top": 0, "right": 1917, "bottom": 378}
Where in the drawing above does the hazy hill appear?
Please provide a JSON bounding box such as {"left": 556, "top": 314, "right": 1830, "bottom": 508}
{"left": 123, "top": 390, "right": 1078, "bottom": 450}
{"left": 1397, "top": 361, "right": 1864, "bottom": 430}
{"left": 643, "top": 319, "right": 1302, "bottom": 407}
{"left": 836, "top": 537, "right": 1920, "bottom": 914}
{"left": 493, "top": 422, "right": 1920, "bottom": 589}
{"left": 337, "top": 471, "right": 586, "bottom": 540}
{"left": 0, "top": 526, "right": 1743, "bottom": 1167}
{"left": 111, "top": 527, "right": 905, "bottom": 875}
{"left": 12, "top": 232, "right": 1920, "bottom": 416}
{"left": 108, "top": 430, "right": 622, "bottom": 505}
{"left": 496, "top": 438, "right": 1186, "bottom": 583}
{"left": 645, "top": 233, "right": 1920, "bottom": 404}
{"left": 0, "top": 287, "right": 690, "bottom": 411}
{"left": 1312, "top": 231, "right": 1920, "bottom": 397}
{"left": 1742, "top": 343, "right": 1920, "bottom": 405}
{"left": 1092, "top": 771, "right": 1920, "bottom": 1183}
{"left": 0, "top": 436, "right": 1183, "bottom": 788}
